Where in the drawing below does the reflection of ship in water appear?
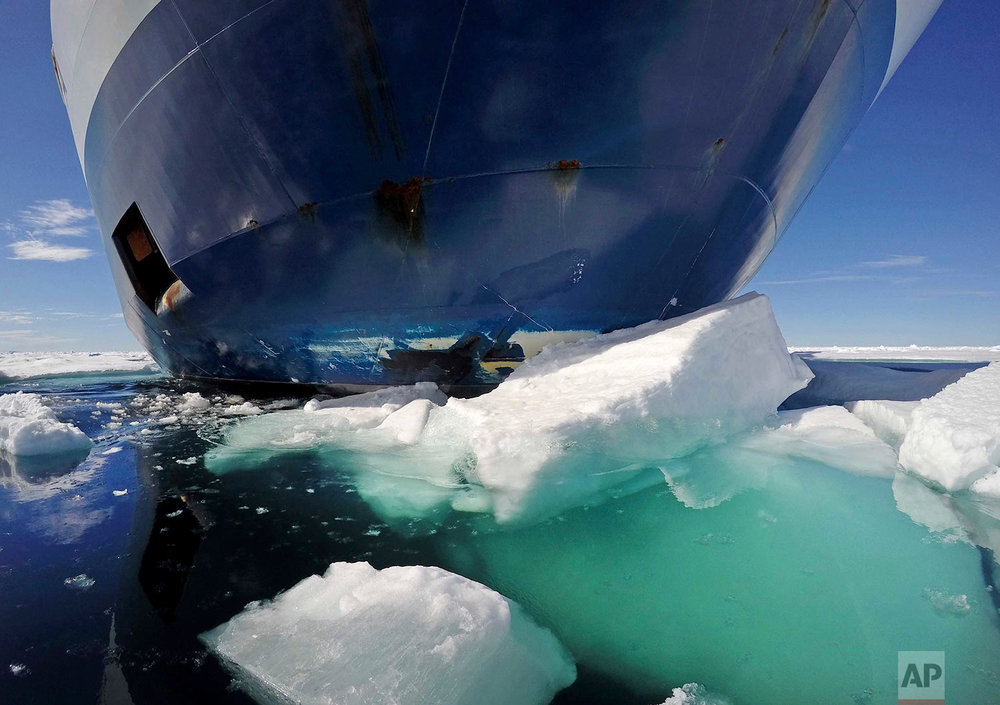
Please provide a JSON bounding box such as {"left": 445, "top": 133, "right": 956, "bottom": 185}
{"left": 136, "top": 494, "right": 205, "bottom": 623}
{"left": 104, "top": 426, "right": 445, "bottom": 704}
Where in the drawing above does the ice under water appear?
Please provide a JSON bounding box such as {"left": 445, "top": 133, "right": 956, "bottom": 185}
{"left": 2, "top": 312, "right": 1000, "bottom": 704}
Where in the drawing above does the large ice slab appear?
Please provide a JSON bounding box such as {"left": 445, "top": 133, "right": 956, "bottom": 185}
{"left": 200, "top": 562, "right": 575, "bottom": 705}
{"left": 207, "top": 293, "right": 812, "bottom": 524}
{"left": 0, "top": 392, "right": 92, "bottom": 457}
{"left": 896, "top": 363, "right": 1000, "bottom": 492}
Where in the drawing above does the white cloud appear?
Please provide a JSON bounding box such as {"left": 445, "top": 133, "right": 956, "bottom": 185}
{"left": 19, "top": 199, "right": 93, "bottom": 236}
{"left": 5, "top": 199, "right": 96, "bottom": 263}
{"left": 0, "top": 312, "right": 35, "bottom": 325}
{"left": 859, "top": 254, "right": 927, "bottom": 268}
{"left": 8, "top": 240, "right": 93, "bottom": 262}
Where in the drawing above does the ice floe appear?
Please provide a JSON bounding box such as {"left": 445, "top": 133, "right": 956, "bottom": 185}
{"left": 201, "top": 562, "right": 575, "bottom": 705}
{"left": 894, "top": 363, "right": 1000, "bottom": 492}
{"left": 0, "top": 351, "right": 158, "bottom": 381}
{"left": 0, "top": 392, "right": 92, "bottom": 458}
{"left": 207, "top": 293, "right": 812, "bottom": 524}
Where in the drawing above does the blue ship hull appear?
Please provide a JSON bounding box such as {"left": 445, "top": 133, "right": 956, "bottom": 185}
{"left": 51, "top": 0, "right": 934, "bottom": 389}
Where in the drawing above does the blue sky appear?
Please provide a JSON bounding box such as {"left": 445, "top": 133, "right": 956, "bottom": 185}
{"left": 0, "top": 1, "right": 996, "bottom": 351}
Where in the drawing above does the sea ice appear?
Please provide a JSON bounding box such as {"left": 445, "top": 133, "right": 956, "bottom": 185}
{"left": 0, "top": 351, "right": 158, "bottom": 381}
{"left": 207, "top": 294, "right": 812, "bottom": 524}
{"left": 200, "top": 562, "right": 575, "bottom": 705}
{"left": 896, "top": 363, "right": 1000, "bottom": 492}
{"left": 0, "top": 392, "right": 92, "bottom": 457}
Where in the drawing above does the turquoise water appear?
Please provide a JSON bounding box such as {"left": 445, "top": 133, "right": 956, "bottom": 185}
{"left": 1, "top": 373, "right": 999, "bottom": 704}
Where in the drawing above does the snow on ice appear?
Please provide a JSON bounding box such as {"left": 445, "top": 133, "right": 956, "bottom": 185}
{"left": 201, "top": 562, "right": 575, "bottom": 705}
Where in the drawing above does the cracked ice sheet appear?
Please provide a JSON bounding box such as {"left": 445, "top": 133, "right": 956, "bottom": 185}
{"left": 206, "top": 293, "right": 813, "bottom": 526}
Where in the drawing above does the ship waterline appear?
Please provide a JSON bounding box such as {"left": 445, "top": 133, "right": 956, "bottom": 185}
{"left": 51, "top": 0, "right": 940, "bottom": 387}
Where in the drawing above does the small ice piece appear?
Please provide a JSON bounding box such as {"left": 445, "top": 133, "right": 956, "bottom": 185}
{"left": 656, "top": 683, "right": 731, "bottom": 705}
{"left": 897, "top": 363, "right": 1000, "bottom": 492}
{"left": 112, "top": 489, "right": 128, "bottom": 496}
{"left": 176, "top": 457, "right": 197, "bottom": 466}
{"left": 179, "top": 392, "right": 211, "bottom": 412}
{"left": 0, "top": 392, "right": 93, "bottom": 457}
{"left": 158, "top": 415, "right": 179, "bottom": 425}
{"left": 9, "top": 663, "right": 29, "bottom": 677}
{"left": 255, "top": 507, "right": 268, "bottom": 515}
{"left": 208, "top": 293, "right": 812, "bottom": 525}
{"left": 222, "top": 401, "right": 262, "bottom": 416}
{"left": 64, "top": 573, "right": 95, "bottom": 590}
{"left": 201, "top": 562, "right": 575, "bottom": 705}
{"left": 922, "top": 588, "right": 971, "bottom": 616}
{"left": 101, "top": 446, "right": 123, "bottom": 455}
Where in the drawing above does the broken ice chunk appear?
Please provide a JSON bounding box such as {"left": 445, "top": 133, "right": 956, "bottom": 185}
{"left": 201, "top": 562, "right": 575, "bottom": 705}
{"left": 897, "top": 363, "right": 1000, "bottom": 491}
{"left": 0, "top": 392, "right": 92, "bottom": 457}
